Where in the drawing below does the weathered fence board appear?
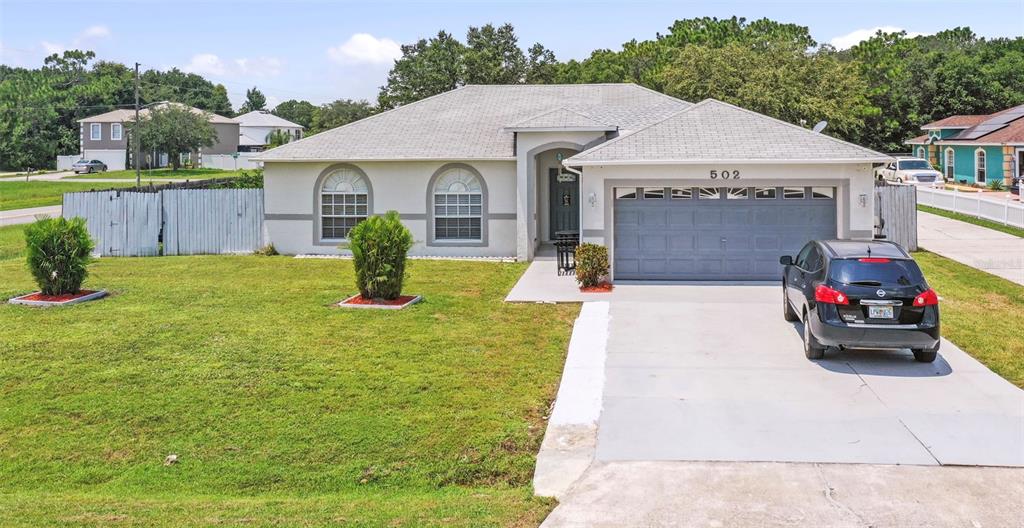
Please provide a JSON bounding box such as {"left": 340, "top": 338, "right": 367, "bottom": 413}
{"left": 63, "top": 188, "right": 263, "bottom": 257}
{"left": 63, "top": 191, "right": 161, "bottom": 256}
{"left": 162, "top": 189, "right": 264, "bottom": 255}
{"left": 875, "top": 185, "right": 918, "bottom": 251}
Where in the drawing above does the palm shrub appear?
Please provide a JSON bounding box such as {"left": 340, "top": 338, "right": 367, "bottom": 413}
{"left": 575, "top": 243, "right": 609, "bottom": 288}
{"left": 346, "top": 211, "right": 413, "bottom": 300}
{"left": 24, "top": 217, "right": 95, "bottom": 295}
{"left": 987, "top": 179, "right": 1005, "bottom": 191}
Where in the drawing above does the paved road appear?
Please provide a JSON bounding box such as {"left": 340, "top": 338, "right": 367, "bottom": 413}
{"left": 0, "top": 205, "right": 62, "bottom": 226}
{"left": 918, "top": 210, "right": 1024, "bottom": 285}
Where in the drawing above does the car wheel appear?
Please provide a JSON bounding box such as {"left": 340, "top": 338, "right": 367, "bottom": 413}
{"left": 782, "top": 285, "right": 798, "bottom": 322}
{"left": 802, "top": 311, "right": 825, "bottom": 360}
{"left": 912, "top": 347, "right": 938, "bottom": 363}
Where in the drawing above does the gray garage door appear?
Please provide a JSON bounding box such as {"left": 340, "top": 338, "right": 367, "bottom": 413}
{"left": 613, "top": 186, "right": 837, "bottom": 281}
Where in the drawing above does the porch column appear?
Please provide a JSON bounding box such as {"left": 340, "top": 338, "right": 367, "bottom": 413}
{"left": 515, "top": 146, "right": 532, "bottom": 261}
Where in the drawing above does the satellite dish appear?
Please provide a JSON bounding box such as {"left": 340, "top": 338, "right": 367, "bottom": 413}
{"left": 812, "top": 121, "right": 828, "bottom": 134}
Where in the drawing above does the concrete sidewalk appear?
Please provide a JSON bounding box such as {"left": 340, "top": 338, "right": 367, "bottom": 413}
{"left": 0, "top": 205, "right": 62, "bottom": 226}
{"left": 918, "top": 210, "right": 1024, "bottom": 285}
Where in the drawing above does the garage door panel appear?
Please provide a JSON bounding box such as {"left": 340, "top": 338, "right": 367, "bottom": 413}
{"left": 614, "top": 187, "right": 837, "bottom": 281}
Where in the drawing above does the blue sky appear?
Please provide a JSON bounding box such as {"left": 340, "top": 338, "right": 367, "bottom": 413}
{"left": 2, "top": 0, "right": 1022, "bottom": 110}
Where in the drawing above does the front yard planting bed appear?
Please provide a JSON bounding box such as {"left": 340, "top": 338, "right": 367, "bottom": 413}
{"left": 0, "top": 225, "right": 579, "bottom": 526}
{"left": 915, "top": 250, "right": 1024, "bottom": 387}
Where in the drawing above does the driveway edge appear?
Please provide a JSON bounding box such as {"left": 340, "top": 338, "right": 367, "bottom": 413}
{"left": 533, "top": 301, "right": 610, "bottom": 498}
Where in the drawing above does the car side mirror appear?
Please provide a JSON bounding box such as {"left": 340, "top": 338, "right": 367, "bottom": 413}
{"left": 779, "top": 256, "right": 793, "bottom": 266}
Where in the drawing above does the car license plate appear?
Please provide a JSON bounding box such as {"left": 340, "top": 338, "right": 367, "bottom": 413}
{"left": 868, "top": 305, "right": 894, "bottom": 319}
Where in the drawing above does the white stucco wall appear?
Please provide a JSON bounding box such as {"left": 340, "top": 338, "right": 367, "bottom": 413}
{"left": 263, "top": 159, "right": 517, "bottom": 256}
{"left": 577, "top": 162, "right": 876, "bottom": 249}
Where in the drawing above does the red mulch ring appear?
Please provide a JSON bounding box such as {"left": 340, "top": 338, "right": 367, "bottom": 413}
{"left": 580, "top": 282, "right": 614, "bottom": 293}
{"left": 341, "top": 294, "right": 419, "bottom": 306}
{"left": 18, "top": 290, "right": 100, "bottom": 302}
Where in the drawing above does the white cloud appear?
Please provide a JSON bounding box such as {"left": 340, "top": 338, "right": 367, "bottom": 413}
{"left": 234, "top": 56, "right": 283, "bottom": 77}
{"left": 80, "top": 25, "right": 111, "bottom": 39}
{"left": 184, "top": 53, "right": 226, "bottom": 75}
{"left": 829, "top": 26, "right": 927, "bottom": 50}
{"left": 40, "top": 41, "right": 65, "bottom": 55}
{"left": 327, "top": 33, "right": 402, "bottom": 65}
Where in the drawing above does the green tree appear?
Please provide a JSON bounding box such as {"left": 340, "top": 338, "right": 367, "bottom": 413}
{"left": 378, "top": 30, "right": 466, "bottom": 109}
{"left": 139, "top": 68, "right": 233, "bottom": 115}
{"left": 525, "top": 43, "right": 559, "bottom": 84}
{"left": 128, "top": 104, "right": 216, "bottom": 170}
{"left": 464, "top": 23, "right": 527, "bottom": 84}
{"left": 660, "top": 42, "right": 873, "bottom": 142}
{"left": 266, "top": 129, "right": 292, "bottom": 148}
{"left": 272, "top": 99, "right": 317, "bottom": 129}
{"left": 310, "top": 99, "right": 375, "bottom": 134}
{"left": 239, "top": 86, "right": 267, "bottom": 114}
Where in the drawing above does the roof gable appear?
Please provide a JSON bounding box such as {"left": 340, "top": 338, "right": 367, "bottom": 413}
{"left": 256, "top": 84, "right": 690, "bottom": 161}
{"left": 235, "top": 110, "right": 304, "bottom": 129}
{"left": 568, "top": 99, "right": 890, "bottom": 165}
{"left": 505, "top": 107, "right": 615, "bottom": 131}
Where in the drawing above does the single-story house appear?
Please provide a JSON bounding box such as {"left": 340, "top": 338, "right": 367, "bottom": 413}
{"left": 235, "top": 110, "right": 304, "bottom": 152}
{"left": 907, "top": 105, "right": 1024, "bottom": 186}
{"left": 74, "top": 102, "right": 239, "bottom": 170}
{"left": 255, "top": 84, "right": 890, "bottom": 281}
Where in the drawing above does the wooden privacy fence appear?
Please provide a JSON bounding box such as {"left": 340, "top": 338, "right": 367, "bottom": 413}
{"left": 63, "top": 189, "right": 264, "bottom": 257}
{"left": 874, "top": 184, "right": 918, "bottom": 251}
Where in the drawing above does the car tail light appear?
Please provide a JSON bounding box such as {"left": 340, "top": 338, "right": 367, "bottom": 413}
{"left": 815, "top": 285, "right": 849, "bottom": 305}
{"left": 858, "top": 258, "right": 890, "bottom": 263}
{"left": 913, "top": 289, "right": 939, "bottom": 307}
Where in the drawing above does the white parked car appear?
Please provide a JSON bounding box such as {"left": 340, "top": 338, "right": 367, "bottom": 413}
{"left": 875, "top": 158, "right": 944, "bottom": 187}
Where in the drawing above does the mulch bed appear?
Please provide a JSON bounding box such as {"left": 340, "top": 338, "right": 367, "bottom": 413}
{"left": 17, "top": 290, "right": 100, "bottom": 302}
{"left": 580, "top": 282, "right": 613, "bottom": 293}
{"left": 342, "top": 294, "right": 419, "bottom": 306}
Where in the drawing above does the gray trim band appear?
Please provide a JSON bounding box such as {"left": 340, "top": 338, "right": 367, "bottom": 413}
{"left": 491, "top": 213, "right": 516, "bottom": 220}
{"left": 582, "top": 229, "right": 605, "bottom": 237}
{"left": 266, "top": 213, "right": 313, "bottom": 221}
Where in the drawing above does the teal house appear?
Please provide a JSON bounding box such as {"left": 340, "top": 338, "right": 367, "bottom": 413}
{"left": 907, "top": 105, "right": 1024, "bottom": 187}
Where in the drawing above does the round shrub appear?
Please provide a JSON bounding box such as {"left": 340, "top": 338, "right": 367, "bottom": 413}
{"left": 346, "top": 211, "right": 413, "bottom": 300}
{"left": 575, "top": 243, "right": 609, "bottom": 288}
{"left": 24, "top": 217, "right": 95, "bottom": 295}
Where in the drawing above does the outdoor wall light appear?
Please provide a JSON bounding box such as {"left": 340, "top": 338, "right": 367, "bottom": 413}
{"left": 588, "top": 192, "right": 597, "bottom": 206}
{"left": 858, "top": 193, "right": 868, "bottom": 207}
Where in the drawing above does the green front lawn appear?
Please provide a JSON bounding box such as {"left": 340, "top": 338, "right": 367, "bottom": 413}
{"left": 919, "top": 204, "right": 1024, "bottom": 238}
{"left": 0, "top": 224, "right": 578, "bottom": 526}
{"left": 0, "top": 181, "right": 140, "bottom": 211}
{"left": 66, "top": 168, "right": 246, "bottom": 180}
{"left": 915, "top": 251, "right": 1024, "bottom": 387}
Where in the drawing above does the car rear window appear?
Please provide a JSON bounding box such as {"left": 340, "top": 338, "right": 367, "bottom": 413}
{"left": 828, "top": 258, "right": 924, "bottom": 286}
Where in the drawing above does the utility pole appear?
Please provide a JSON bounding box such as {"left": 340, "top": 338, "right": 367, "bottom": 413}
{"left": 134, "top": 62, "right": 141, "bottom": 187}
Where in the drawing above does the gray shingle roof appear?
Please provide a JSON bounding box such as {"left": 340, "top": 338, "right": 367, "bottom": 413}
{"left": 569, "top": 99, "right": 891, "bottom": 165}
{"left": 78, "top": 102, "right": 236, "bottom": 124}
{"left": 235, "top": 110, "right": 304, "bottom": 129}
{"left": 506, "top": 107, "right": 615, "bottom": 130}
{"left": 255, "top": 84, "right": 690, "bottom": 161}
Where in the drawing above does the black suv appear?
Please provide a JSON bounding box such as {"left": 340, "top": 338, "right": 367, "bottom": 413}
{"left": 780, "top": 240, "right": 940, "bottom": 362}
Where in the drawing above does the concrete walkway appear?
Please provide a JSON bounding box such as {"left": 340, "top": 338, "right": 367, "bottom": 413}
{"left": 918, "top": 210, "right": 1024, "bottom": 285}
{"left": 542, "top": 461, "right": 1024, "bottom": 527}
{"left": 0, "top": 205, "right": 62, "bottom": 226}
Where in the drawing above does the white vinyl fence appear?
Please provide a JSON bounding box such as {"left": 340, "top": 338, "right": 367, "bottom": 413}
{"left": 916, "top": 187, "right": 1024, "bottom": 229}
{"left": 202, "top": 153, "right": 262, "bottom": 170}
{"left": 63, "top": 189, "right": 264, "bottom": 256}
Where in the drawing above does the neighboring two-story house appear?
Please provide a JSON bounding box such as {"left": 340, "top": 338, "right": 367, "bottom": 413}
{"left": 907, "top": 105, "right": 1024, "bottom": 187}
{"left": 234, "top": 110, "right": 304, "bottom": 152}
{"left": 74, "top": 102, "right": 239, "bottom": 170}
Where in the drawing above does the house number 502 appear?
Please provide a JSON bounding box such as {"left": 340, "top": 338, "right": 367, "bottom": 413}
{"left": 710, "top": 170, "right": 740, "bottom": 180}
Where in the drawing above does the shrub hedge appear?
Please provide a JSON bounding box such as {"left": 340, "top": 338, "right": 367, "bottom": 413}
{"left": 346, "top": 211, "right": 413, "bottom": 300}
{"left": 24, "top": 217, "right": 95, "bottom": 295}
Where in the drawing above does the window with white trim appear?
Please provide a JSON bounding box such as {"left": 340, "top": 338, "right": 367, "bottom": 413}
{"left": 433, "top": 167, "right": 482, "bottom": 241}
{"left": 945, "top": 148, "right": 955, "bottom": 180}
{"left": 320, "top": 168, "right": 369, "bottom": 240}
{"left": 726, "top": 188, "right": 748, "bottom": 200}
{"left": 698, "top": 187, "right": 719, "bottom": 199}
{"left": 783, "top": 187, "right": 805, "bottom": 199}
{"left": 916, "top": 146, "right": 925, "bottom": 159}
{"left": 615, "top": 188, "right": 637, "bottom": 199}
{"left": 811, "top": 187, "right": 834, "bottom": 199}
{"left": 975, "top": 148, "right": 986, "bottom": 183}
{"left": 755, "top": 187, "right": 777, "bottom": 199}
{"left": 670, "top": 187, "right": 692, "bottom": 199}
{"left": 643, "top": 187, "right": 665, "bottom": 199}
{"left": 90, "top": 123, "right": 101, "bottom": 140}
{"left": 111, "top": 123, "right": 123, "bottom": 141}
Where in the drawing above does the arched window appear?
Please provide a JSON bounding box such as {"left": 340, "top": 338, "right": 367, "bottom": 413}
{"left": 319, "top": 167, "right": 369, "bottom": 240}
{"left": 431, "top": 165, "right": 484, "bottom": 242}
{"left": 944, "top": 148, "right": 955, "bottom": 181}
{"left": 916, "top": 146, "right": 925, "bottom": 159}
{"left": 975, "top": 148, "right": 986, "bottom": 183}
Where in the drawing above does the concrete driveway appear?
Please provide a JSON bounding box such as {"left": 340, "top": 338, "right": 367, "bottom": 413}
{"left": 918, "top": 210, "right": 1024, "bottom": 285}
{"left": 597, "top": 285, "right": 1024, "bottom": 467}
